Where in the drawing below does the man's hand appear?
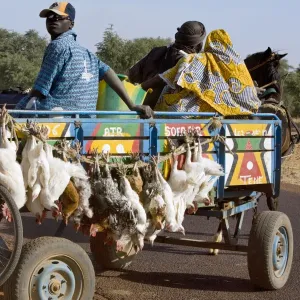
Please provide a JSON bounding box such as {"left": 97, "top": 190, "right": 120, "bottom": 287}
{"left": 131, "top": 104, "right": 154, "bottom": 119}
{"left": 255, "top": 86, "right": 266, "bottom": 96}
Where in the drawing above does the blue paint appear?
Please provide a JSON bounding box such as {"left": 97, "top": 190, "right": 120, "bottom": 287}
{"left": 217, "top": 125, "right": 226, "bottom": 200}
{"left": 273, "top": 122, "right": 282, "bottom": 197}
{"left": 9, "top": 109, "right": 281, "bottom": 120}
{"left": 149, "top": 125, "right": 158, "bottom": 156}
{"left": 12, "top": 110, "right": 281, "bottom": 202}
{"left": 272, "top": 226, "right": 289, "bottom": 278}
{"left": 73, "top": 125, "right": 84, "bottom": 152}
{"left": 197, "top": 197, "right": 258, "bottom": 218}
{"left": 32, "top": 260, "right": 76, "bottom": 300}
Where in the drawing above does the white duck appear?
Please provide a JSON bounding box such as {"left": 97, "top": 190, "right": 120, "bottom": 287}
{"left": 27, "top": 141, "right": 50, "bottom": 191}
{"left": 167, "top": 153, "right": 188, "bottom": 192}
{"left": 184, "top": 143, "right": 206, "bottom": 186}
{"left": 21, "top": 135, "right": 37, "bottom": 189}
{"left": 155, "top": 164, "right": 182, "bottom": 233}
{"left": 26, "top": 188, "right": 46, "bottom": 224}
{"left": 196, "top": 138, "right": 224, "bottom": 176}
{"left": 183, "top": 142, "right": 206, "bottom": 212}
{"left": 194, "top": 176, "right": 218, "bottom": 206}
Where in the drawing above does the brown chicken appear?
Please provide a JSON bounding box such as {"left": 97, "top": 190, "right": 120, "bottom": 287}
{"left": 89, "top": 218, "right": 110, "bottom": 237}
{"left": 126, "top": 164, "right": 143, "bottom": 196}
{"left": 60, "top": 180, "right": 80, "bottom": 224}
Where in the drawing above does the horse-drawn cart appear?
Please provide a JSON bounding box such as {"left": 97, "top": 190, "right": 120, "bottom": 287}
{"left": 0, "top": 110, "right": 293, "bottom": 299}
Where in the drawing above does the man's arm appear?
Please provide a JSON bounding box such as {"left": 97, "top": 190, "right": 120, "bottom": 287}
{"left": 103, "top": 68, "right": 153, "bottom": 119}
{"left": 141, "top": 75, "right": 165, "bottom": 91}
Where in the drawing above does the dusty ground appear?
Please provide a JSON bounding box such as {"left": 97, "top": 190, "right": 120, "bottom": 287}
{"left": 281, "top": 143, "right": 300, "bottom": 186}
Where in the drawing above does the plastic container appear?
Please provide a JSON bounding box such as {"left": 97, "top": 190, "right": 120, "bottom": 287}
{"left": 97, "top": 74, "right": 148, "bottom": 119}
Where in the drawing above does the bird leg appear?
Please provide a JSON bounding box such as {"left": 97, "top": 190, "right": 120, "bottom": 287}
{"left": 35, "top": 210, "right": 47, "bottom": 225}
{"left": 52, "top": 201, "right": 62, "bottom": 221}
{"left": 89, "top": 224, "right": 98, "bottom": 237}
{"left": 35, "top": 213, "right": 43, "bottom": 225}
{"left": 1, "top": 203, "right": 12, "bottom": 223}
{"left": 115, "top": 240, "right": 124, "bottom": 252}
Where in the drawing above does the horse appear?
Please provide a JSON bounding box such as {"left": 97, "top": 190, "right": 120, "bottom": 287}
{"left": 209, "top": 48, "right": 300, "bottom": 255}
{"left": 244, "top": 47, "right": 299, "bottom": 156}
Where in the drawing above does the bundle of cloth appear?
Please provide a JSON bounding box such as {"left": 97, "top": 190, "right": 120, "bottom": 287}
{"left": 155, "top": 29, "right": 261, "bottom": 117}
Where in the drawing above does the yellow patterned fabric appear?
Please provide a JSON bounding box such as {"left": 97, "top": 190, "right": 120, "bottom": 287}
{"left": 155, "top": 29, "right": 261, "bottom": 116}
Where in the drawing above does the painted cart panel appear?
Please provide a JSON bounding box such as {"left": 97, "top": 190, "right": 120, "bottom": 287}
{"left": 13, "top": 111, "right": 281, "bottom": 199}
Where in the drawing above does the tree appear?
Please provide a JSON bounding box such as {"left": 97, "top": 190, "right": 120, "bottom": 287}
{"left": 0, "top": 29, "right": 48, "bottom": 91}
{"left": 96, "top": 25, "right": 171, "bottom": 74}
{"left": 279, "top": 59, "right": 300, "bottom": 117}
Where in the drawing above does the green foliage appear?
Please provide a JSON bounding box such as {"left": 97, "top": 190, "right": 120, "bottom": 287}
{"left": 1, "top": 24, "right": 300, "bottom": 118}
{"left": 0, "top": 28, "right": 48, "bottom": 91}
{"left": 96, "top": 25, "right": 171, "bottom": 74}
{"left": 279, "top": 59, "right": 300, "bottom": 117}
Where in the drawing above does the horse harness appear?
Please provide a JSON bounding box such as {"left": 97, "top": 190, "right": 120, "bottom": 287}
{"left": 248, "top": 56, "right": 300, "bottom": 156}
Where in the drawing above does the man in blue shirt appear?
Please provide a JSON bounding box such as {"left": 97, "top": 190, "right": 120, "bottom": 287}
{"left": 16, "top": 2, "right": 153, "bottom": 118}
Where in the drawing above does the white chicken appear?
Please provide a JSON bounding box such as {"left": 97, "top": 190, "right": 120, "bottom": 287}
{"left": 40, "top": 157, "right": 89, "bottom": 214}
{"left": 51, "top": 140, "right": 93, "bottom": 224}
{"left": 0, "top": 106, "right": 26, "bottom": 215}
{"left": 118, "top": 165, "right": 147, "bottom": 250}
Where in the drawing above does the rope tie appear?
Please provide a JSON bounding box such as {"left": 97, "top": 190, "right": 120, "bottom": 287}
{"left": 8, "top": 114, "right": 232, "bottom": 168}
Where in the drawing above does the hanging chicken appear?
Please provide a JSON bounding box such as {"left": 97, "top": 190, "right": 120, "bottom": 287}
{"left": 0, "top": 105, "right": 26, "bottom": 220}
{"left": 55, "top": 140, "right": 93, "bottom": 227}
{"left": 90, "top": 152, "right": 139, "bottom": 252}
{"left": 116, "top": 162, "right": 147, "bottom": 251}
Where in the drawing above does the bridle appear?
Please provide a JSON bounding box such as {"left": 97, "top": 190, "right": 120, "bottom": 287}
{"left": 248, "top": 53, "right": 276, "bottom": 72}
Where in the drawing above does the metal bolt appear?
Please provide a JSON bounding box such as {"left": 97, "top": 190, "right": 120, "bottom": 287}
{"left": 43, "top": 286, "right": 47, "bottom": 289}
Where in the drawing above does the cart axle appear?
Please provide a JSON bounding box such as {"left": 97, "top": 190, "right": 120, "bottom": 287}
{"left": 154, "top": 236, "right": 248, "bottom": 252}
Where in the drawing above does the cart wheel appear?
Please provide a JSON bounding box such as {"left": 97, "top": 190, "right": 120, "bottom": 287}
{"left": 267, "top": 197, "right": 279, "bottom": 211}
{"left": 0, "top": 185, "right": 23, "bottom": 286}
{"left": 248, "top": 211, "right": 293, "bottom": 290}
{"left": 90, "top": 232, "right": 138, "bottom": 270}
{"left": 3, "top": 237, "right": 95, "bottom": 300}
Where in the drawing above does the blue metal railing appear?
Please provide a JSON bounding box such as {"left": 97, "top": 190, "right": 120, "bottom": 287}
{"left": 8, "top": 110, "right": 281, "bottom": 121}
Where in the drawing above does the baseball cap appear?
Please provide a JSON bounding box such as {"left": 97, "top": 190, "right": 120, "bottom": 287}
{"left": 39, "top": 2, "right": 76, "bottom": 21}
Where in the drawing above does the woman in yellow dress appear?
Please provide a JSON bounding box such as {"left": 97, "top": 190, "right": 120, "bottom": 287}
{"left": 154, "top": 29, "right": 261, "bottom": 118}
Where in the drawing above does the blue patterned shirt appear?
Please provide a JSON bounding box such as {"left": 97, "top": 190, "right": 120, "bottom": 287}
{"left": 16, "top": 30, "right": 109, "bottom": 111}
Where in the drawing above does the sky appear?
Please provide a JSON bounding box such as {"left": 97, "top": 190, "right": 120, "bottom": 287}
{"left": 1, "top": 0, "right": 299, "bottom": 67}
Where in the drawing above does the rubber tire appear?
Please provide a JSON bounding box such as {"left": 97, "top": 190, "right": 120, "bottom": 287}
{"left": 267, "top": 197, "right": 279, "bottom": 211}
{"left": 0, "top": 185, "right": 23, "bottom": 286}
{"left": 248, "top": 211, "right": 293, "bottom": 290}
{"left": 90, "top": 232, "right": 138, "bottom": 270}
{"left": 3, "top": 237, "right": 95, "bottom": 300}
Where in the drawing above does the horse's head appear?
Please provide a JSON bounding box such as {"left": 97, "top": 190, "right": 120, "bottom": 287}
{"left": 244, "top": 47, "right": 287, "bottom": 95}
